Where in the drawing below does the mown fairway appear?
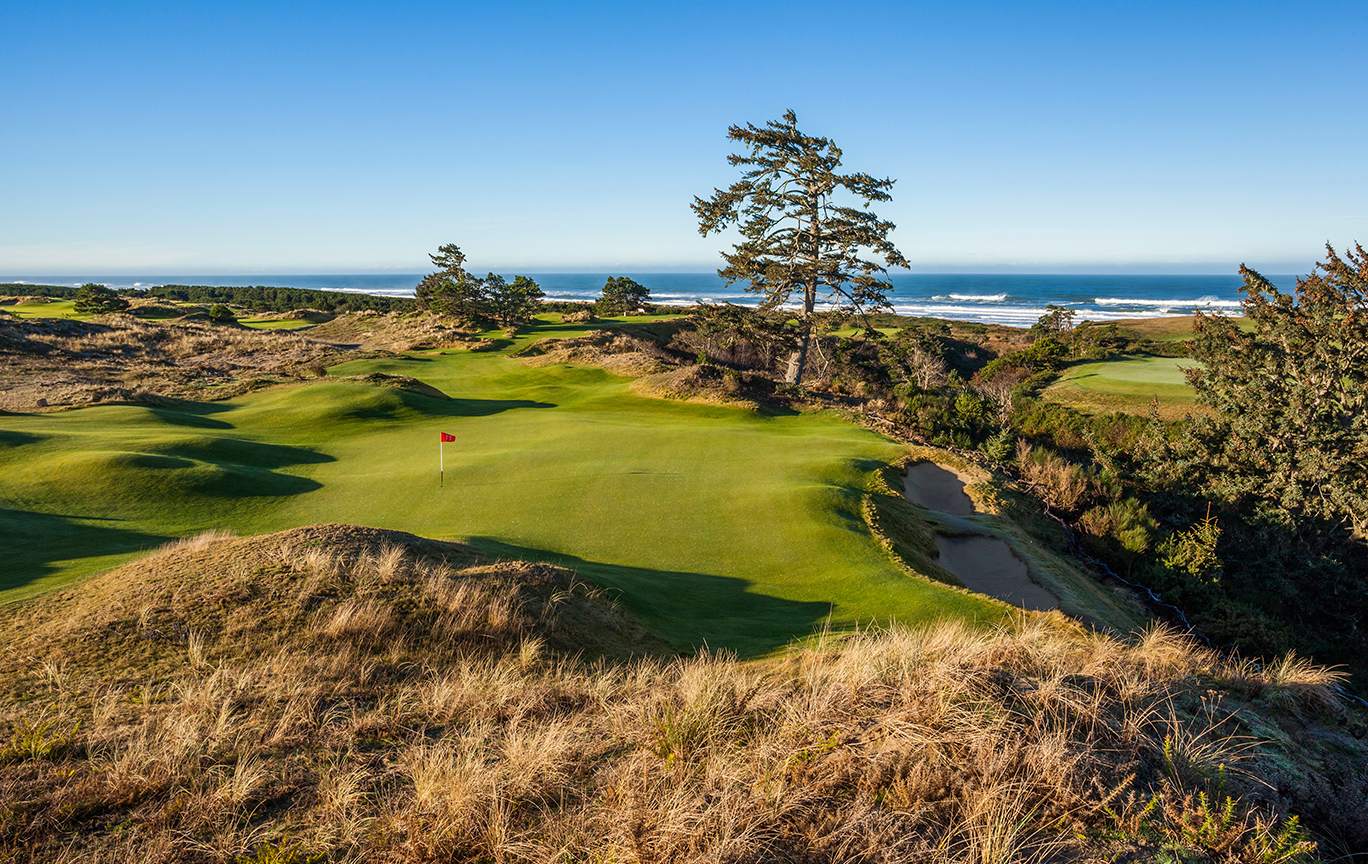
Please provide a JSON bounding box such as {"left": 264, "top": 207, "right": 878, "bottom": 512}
{"left": 1042, "top": 354, "right": 1204, "bottom": 418}
{"left": 0, "top": 317, "right": 1000, "bottom": 653}
{"left": 2, "top": 299, "right": 83, "bottom": 319}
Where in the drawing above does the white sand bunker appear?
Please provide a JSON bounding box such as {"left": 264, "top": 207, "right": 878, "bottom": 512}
{"left": 934, "top": 536, "right": 1059, "bottom": 611}
{"left": 903, "top": 460, "right": 1060, "bottom": 611}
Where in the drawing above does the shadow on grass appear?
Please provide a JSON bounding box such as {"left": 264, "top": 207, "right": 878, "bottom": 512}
{"left": 0, "top": 508, "right": 171, "bottom": 594}
{"left": 144, "top": 402, "right": 237, "bottom": 429}
{"left": 332, "top": 388, "right": 557, "bottom": 421}
{"left": 434, "top": 397, "right": 556, "bottom": 417}
{"left": 73, "top": 437, "right": 334, "bottom": 499}
{"left": 151, "top": 437, "right": 335, "bottom": 470}
{"left": 0, "top": 429, "right": 44, "bottom": 448}
{"left": 465, "top": 538, "right": 833, "bottom": 658}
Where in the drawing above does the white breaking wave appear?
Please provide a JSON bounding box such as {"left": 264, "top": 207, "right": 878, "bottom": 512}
{"left": 1095, "top": 296, "right": 1241, "bottom": 308}
{"left": 931, "top": 293, "right": 1008, "bottom": 302}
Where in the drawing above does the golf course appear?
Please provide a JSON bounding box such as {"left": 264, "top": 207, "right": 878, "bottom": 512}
{"left": 0, "top": 314, "right": 1004, "bottom": 654}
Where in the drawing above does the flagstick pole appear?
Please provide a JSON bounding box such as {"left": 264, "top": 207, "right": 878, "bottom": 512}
{"left": 440, "top": 438, "right": 444, "bottom": 487}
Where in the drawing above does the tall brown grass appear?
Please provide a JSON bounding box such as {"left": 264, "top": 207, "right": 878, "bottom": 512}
{"left": 0, "top": 526, "right": 1359, "bottom": 862}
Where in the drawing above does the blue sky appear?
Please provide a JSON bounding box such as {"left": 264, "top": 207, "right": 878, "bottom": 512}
{"left": 2, "top": 0, "right": 1364, "bottom": 275}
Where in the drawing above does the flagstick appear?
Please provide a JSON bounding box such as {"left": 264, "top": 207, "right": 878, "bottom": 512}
{"left": 440, "top": 437, "right": 444, "bottom": 487}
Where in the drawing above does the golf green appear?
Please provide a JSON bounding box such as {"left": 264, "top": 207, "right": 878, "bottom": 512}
{"left": 0, "top": 320, "right": 1000, "bottom": 653}
{"left": 1043, "top": 354, "right": 1204, "bottom": 417}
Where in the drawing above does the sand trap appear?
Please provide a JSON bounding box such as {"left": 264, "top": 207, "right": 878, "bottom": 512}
{"left": 903, "top": 460, "right": 1060, "bottom": 611}
{"left": 934, "top": 536, "right": 1059, "bottom": 611}
{"left": 904, "top": 461, "right": 978, "bottom": 515}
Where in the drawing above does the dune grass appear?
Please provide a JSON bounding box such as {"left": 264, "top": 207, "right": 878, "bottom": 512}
{"left": 1043, "top": 354, "right": 1205, "bottom": 418}
{"left": 0, "top": 526, "right": 1350, "bottom": 863}
{"left": 0, "top": 317, "right": 1002, "bottom": 654}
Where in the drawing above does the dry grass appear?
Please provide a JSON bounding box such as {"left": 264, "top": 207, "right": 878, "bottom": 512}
{"left": 1016, "top": 440, "right": 1098, "bottom": 512}
{"left": 0, "top": 526, "right": 1362, "bottom": 862}
{"left": 0, "top": 312, "right": 375, "bottom": 411}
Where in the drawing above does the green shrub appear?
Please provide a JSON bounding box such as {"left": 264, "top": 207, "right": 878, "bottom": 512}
{"left": 207, "top": 303, "right": 237, "bottom": 323}
{"left": 73, "top": 283, "right": 129, "bottom": 314}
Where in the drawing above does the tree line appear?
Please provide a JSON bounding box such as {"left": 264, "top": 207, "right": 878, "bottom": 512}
{"left": 413, "top": 243, "right": 654, "bottom": 326}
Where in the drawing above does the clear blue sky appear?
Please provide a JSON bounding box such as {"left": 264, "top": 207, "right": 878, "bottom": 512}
{"left": 2, "top": 0, "right": 1364, "bottom": 275}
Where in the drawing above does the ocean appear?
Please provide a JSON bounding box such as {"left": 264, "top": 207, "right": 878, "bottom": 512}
{"left": 4, "top": 272, "right": 1298, "bottom": 327}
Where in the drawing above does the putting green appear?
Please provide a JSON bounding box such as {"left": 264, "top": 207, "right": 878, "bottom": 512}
{"left": 1043, "top": 354, "right": 1204, "bottom": 418}
{"left": 0, "top": 318, "right": 1000, "bottom": 654}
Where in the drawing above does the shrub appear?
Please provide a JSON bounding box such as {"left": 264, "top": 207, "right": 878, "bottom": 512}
{"left": 73, "top": 283, "right": 129, "bottom": 314}
{"left": 207, "top": 303, "right": 237, "bottom": 323}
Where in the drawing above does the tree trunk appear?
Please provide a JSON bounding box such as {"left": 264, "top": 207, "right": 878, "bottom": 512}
{"left": 784, "top": 322, "right": 812, "bottom": 384}
{"left": 785, "top": 191, "right": 822, "bottom": 386}
{"left": 784, "top": 281, "right": 818, "bottom": 385}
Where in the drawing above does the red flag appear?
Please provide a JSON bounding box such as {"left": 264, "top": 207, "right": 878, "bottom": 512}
{"left": 440, "top": 432, "right": 456, "bottom": 442}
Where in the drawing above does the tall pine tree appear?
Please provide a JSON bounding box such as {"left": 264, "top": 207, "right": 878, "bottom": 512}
{"left": 692, "top": 111, "right": 908, "bottom": 384}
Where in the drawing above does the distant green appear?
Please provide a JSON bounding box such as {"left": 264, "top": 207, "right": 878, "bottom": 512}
{"left": 0, "top": 315, "right": 1000, "bottom": 654}
{"left": 1043, "top": 354, "right": 1203, "bottom": 416}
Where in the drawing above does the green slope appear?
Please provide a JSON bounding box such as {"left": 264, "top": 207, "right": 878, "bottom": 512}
{"left": 0, "top": 319, "right": 1001, "bottom": 653}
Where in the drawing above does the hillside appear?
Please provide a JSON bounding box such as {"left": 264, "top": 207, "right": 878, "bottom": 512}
{"left": 1, "top": 526, "right": 1364, "bottom": 862}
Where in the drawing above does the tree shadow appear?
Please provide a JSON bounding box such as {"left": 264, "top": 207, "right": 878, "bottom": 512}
{"left": 464, "top": 538, "right": 833, "bottom": 658}
{"left": 0, "top": 508, "right": 171, "bottom": 594}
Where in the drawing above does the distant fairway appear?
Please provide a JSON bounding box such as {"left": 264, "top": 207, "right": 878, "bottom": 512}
{"left": 3, "top": 299, "right": 84, "bottom": 319}
{"left": 238, "top": 318, "right": 317, "bottom": 330}
{"left": 1043, "top": 354, "right": 1204, "bottom": 418}
{"left": 0, "top": 316, "right": 1001, "bottom": 654}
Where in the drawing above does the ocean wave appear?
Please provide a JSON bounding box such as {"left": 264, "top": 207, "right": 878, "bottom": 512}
{"left": 931, "top": 293, "right": 1008, "bottom": 302}
{"left": 1095, "top": 296, "right": 1241, "bottom": 308}
{"left": 885, "top": 302, "right": 1215, "bottom": 326}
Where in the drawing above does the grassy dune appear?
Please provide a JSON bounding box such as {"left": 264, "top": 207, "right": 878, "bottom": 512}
{"left": 0, "top": 526, "right": 1355, "bottom": 862}
{"left": 1043, "top": 354, "right": 1205, "bottom": 418}
{"left": 0, "top": 317, "right": 1000, "bottom": 654}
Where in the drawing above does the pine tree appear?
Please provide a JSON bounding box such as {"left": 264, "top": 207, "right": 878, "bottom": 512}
{"left": 1177, "top": 244, "right": 1368, "bottom": 538}
{"left": 73, "top": 283, "right": 129, "bottom": 314}
{"left": 415, "top": 243, "right": 481, "bottom": 318}
{"left": 598, "top": 277, "right": 651, "bottom": 316}
{"left": 692, "top": 111, "right": 908, "bottom": 384}
{"left": 485, "top": 274, "right": 544, "bottom": 328}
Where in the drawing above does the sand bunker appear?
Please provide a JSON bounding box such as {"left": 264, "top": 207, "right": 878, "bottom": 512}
{"left": 904, "top": 461, "right": 978, "bottom": 515}
{"left": 934, "top": 536, "right": 1059, "bottom": 611}
{"left": 903, "top": 460, "right": 1060, "bottom": 611}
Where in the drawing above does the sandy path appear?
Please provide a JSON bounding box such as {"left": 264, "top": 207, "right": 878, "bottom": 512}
{"left": 903, "top": 461, "right": 1059, "bottom": 611}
